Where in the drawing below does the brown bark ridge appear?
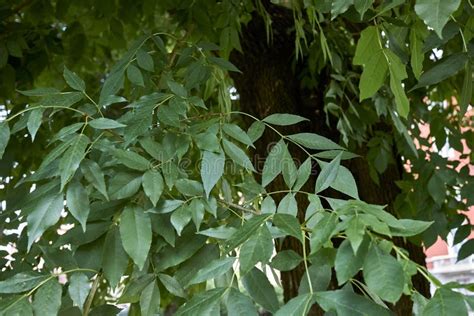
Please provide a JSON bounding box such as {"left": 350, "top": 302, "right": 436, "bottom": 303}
{"left": 230, "top": 3, "right": 430, "bottom": 315}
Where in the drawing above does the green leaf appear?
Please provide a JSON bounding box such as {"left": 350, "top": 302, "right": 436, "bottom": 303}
{"left": 306, "top": 194, "right": 324, "bottom": 227}
{"left": 270, "top": 250, "right": 303, "bottom": 271}
{"left": 410, "top": 25, "right": 425, "bottom": 80}
{"left": 100, "top": 70, "right": 125, "bottom": 106}
{"left": 293, "top": 158, "right": 312, "bottom": 191}
{"left": 458, "top": 239, "right": 474, "bottom": 261}
{"left": 247, "top": 120, "right": 265, "bottom": 142}
{"left": 346, "top": 216, "right": 365, "bottom": 252}
{"left": 353, "top": 26, "right": 388, "bottom": 100}
{"left": 201, "top": 150, "right": 225, "bottom": 198}
{"left": 158, "top": 273, "right": 186, "bottom": 298}
{"left": 208, "top": 56, "right": 241, "bottom": 72}
{"left": 64, "top": 66, "right": 86, "bottom": 91}
{"left": 273, "top": 213, "right": 302, "bottom": 242}
{"left": 260, "top": 196, "right": 275, "bottom": 214}
{"left": 262, "top": 114, "right": 309, "bottom": 126}
{"left": 225, "top": 214, "right": 271, "bottom": 251}
{"left": 114, "top": 149, "right": 150, "bottom": 171}
{"left": 390, "top": 219, "right": 433, "bottom": 237}
{"left": 37, "top": 91, "right": 84, "bottom": 107}
{"left": 175, "top": 287, "right": 226, "bottom": 316}
{"left": 175, "top": 179, "right": 204, "bottom": 196}
{"left": 412, "top": 53, "right": 468, "bottom": 90}
{"left": 240, "top": 225, "right": 274, "bottom": 274}
{"left": 66, "top": 180, "right": 90, "bottom": 231}
{"left": 299, "top": 264, "right": 331, "bottom": 293}
{"left": 151, "top": 214, "right": 176, "bottom": 246}
{"left": 49, "top": 123, "right": 84, "bottom": 144}
{"left": 18, "top": 87, "right": 60, "bottom": 96}
{"left": 315, "top": 288, "right": 391, "bottom": 316}
{"left": 142, "top": 170, "right": 164, "bottom": 206}
{"left": 127, "top": 64, "right": 145, "bottom": 87}
{"left": 242, "top": 268, "right": 279, "bottom": 313}
{"left": 174, "top": 244, "right": 219, "bottom": 286}
{"left": 167, "top": 80, "right": 188, "bottom": 98}
{"left": 198, "top": 226, "right": 237, "bottom": 239}
{"left": 287, "top": 133, "right": 344, "bottom": 151}
{"left": 81, "top": 159, "right": 108, "bottom": 200}
{"left": 361, "top": 50, "right": 388, "bottom": 100}
{"left": 223, "top": 123, "right": 254, "bottom": 148}
{"left": 226, "top": 288, "right": 258, "bottom": 316}
{"left": 194, "top": 131, "right": 220, "bottom": 152}
{"left": 363, "top": 244, "right": 404, "bottom": 303}
{"left": 32, "top": 279, "right": 62, "bottom": 316}
{"left": 26, "top": 108, "right": 44, "bottom": 141}
{"left": 27, "top": 192, "right": 64, "bottom": 250}
{"left": 187, "top": 257, "right": 236, "bottom": 285}
{"left": 102, "top": 226, "right": 129, "bottom": 287}
{"left": 262, "top": 140, "right": 285, "bottom": 187}
{"left": 119, "top": 274, "right": 154, "bottom": 304}
{"left": 276, "top": 193, "right": 298, "bottom": 216}
{"left": 108, "top": 172, "right": 142, "bottom": 200}
{"left": 140, "top": 137, "right": 164, "bottom": 161}
{"left": 354, "top": 27, "right": 378, "bottom": 65}
{"left": 415, "top": 0, "right": 461, "bottom": 38}
{"left": 222, "top": 139, "right": 255, "bottom": 172}
{"left": 0, "top": 121, "right": 10, "bottom": 159}
{"left": 120, "top": 205, "right": 152, "bottom": 269}
{"left": 59, "top": 134, "right": 89, "bottom": 190}
{"left": 281, "top": 145, "right": 297, "bottom": 188}
{"left": 386, "top": 49, "right": 409, "bottom": 118}
{"left": 68, "top": 273, "right": 90, "bottom": 311}
{"left": 316, "top": 153, "right": 342, "bottom": 193}
{"left": 190, "top": 199, "right": 205, "bottom": 231}
{"left": 275, "top": 293, "right": 313, "bottom": 316}
{"left": 89, "top": 118, "right": 126, "bottom": 129}
{"left": 412, "top": 291, "right": 429, "bottom": 315}
{"left": 55, "top": 221, "right": 108, "bottom": 248}
{"left": 422, "top": 287, "right": 467, "bottom": 316}
{"left": 170, "top": 204, "right": 192, "bottom": 236}
{"left": 1, "top": 297, "right": 33, "bottom": 315}
{"left": 102, "top": 37, "right": 150, "bottom": 105}
{"left": 354, "top": 0, "right": 373, "bottom": 19}
{"left": 335, "top": 238, "right": 369, "bottom": 285}
{"left": 148, "top": 199, "right": 184, "bottom": 214}
{"left": 136, "top": 49, "right": 154, "bottom": 72}
{"left": 310, "top": 212, "right": 339, "bottom": 253}
{"left": 331, "top": 0, "right": 354, "bottom": 19}
{"left": 353, "top": 202, "right": 402, "bottom": 232}
{"left": 0, "top": 272, "right": 47, "bottom": 294}
{"left": 140, "top": 281, "right": 160, "bottom": 316}
{"left": 101, "top": 95, "right": 128, "bottom": 107}
{"left": 319, "top": 160, "right": 358, "bottom": 199}
{"left": 428, "top": 172, "right": 446, "bottom": 205}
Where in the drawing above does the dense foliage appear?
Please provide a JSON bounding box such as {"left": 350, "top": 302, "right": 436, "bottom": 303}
{"left": 0, "top": 0, "right": 472, "bottom": 315}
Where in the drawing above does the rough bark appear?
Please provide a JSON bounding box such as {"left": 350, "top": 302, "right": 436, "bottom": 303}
{"left": 230, "top": 4, "right": 430, "bottom": 315}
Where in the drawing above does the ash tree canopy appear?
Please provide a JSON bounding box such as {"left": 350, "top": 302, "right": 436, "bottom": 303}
{"left": 0, "top": 0, "right": 473, "bottom": 315}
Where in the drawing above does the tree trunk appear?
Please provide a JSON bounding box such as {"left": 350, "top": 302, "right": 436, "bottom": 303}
{"left": 230, "top": 4, "right": 430, "bottom": 315}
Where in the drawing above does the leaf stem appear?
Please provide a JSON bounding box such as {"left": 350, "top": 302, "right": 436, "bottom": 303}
{"left": 218, "top": 198, "right": 259, "bottom": 215}
{"left": 83, "top": 273, "right": 101, "bottom": 316}
{"left": 83, "top": 91, "right": 103, "bottom": 117}
{"left": 6, "top": 105, "right": 88, "bottom": 122}
{"left": 302, "top": 229, "right": 314, "bottom": 294}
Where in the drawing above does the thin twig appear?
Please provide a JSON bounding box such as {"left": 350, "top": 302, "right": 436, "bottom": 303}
{"left": 218, "top": 199, "right": 259, "bottom": 214}
{"left": 83, "top": 273, "right": 101, "bottom": 316}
